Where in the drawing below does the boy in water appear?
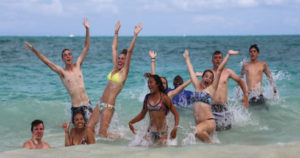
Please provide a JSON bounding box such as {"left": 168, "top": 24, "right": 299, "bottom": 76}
{"left": 240, "top": 44, "right": 277, "bottom": 105}
{"left": 23, "top": 120, "right": 50, "bottom": 149}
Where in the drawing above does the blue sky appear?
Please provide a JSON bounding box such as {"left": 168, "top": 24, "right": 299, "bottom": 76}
{"left": 1, "top": 0, "right": 300, "bottom": 36}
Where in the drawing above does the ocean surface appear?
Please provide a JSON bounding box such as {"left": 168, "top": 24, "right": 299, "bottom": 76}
{"left": 0, "top": 36, "right": 300, "bottom": 158}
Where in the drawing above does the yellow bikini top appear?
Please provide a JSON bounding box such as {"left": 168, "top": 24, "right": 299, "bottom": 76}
{"left": 107, "top": 71, "right": 120, "bottom": 83}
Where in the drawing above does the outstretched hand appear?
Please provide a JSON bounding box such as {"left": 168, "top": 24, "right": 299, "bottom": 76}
{"left": 129, "top": 122, "right": 136, "bottom": 134}
{"left": 24, "top": 41, "right": 34, "bottom": 51}
{"left": 228, "top": 50, "right": 239, "bottom": 55}
{"left": 148, "top": 51, "right": 157, "bottom": 59}
{"left": 195, "top": 72, "right": 203, "bottom": 77}
{"left": 83, "top": 18, "right": 89, "bottom": 29}
{"left": 183, "top": 50, "right": 189, "bottom": 58}
{"left": 61, "top": 122, "right": 71, "bottom": 133}
{"left": 115, "top": 20, "right": 121, "bottom": 33}
{"left": 134, "top": 23, "right": 143, "bottom": 35}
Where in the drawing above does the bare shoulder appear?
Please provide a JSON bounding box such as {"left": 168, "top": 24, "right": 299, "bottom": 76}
{"left": 43, "top": 142, "right": 51, "bottom": 149}
{"left": 23, "top": 140, "right": 32, "bottom": 149}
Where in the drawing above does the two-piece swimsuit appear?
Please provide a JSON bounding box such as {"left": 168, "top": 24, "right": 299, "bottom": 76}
{"left": 146, "top": 93, "right": 169, "bottom": 141}
{"left": 192, "top": 91, "right": 215, "bottom": 121}
{"left": 97, "top": 71, "right": 122, "bottom": 112}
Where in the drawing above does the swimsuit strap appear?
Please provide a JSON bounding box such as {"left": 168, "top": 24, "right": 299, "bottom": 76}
{"left": 107, "top": 70, "right": 120, "bottom": 83}
{"left": 147, "top": 93, "right": 164, "bottom": 111}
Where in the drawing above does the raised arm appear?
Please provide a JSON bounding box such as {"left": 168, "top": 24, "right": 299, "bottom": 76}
{"left": 61, "top": 122, "right": 71, "bottom": 146}
{"left": 112, "top": 20, "right": 120, "bottom": 69}
{"left": 168, "top": 79, "right": 191, "bottom": 99}
{"left": 263, "top": 63, "right": 277, "bottom": 97}
{"left": 128, "top": 95, "right": 148, "bottom": 134}
{"left": 24, "top": 41, "right": 64, "bottom": 77}
{"left": 230, "top": 70, "right": 249, "bottom": 109}
{"left": 123, "top": 23, "right": 142, "bottom": 76}
{"left": 183, "top": 50, "right": 201, "bottom": 91}
{"left": 76, "top": 18, "right": 90, "bottom": 66}
{"left": 164, "top": 95, "right": 179, "bottom": 139}
{"left": 212, "top": 50, "right": 238, "bottom": 90}
{"left": 149, "top": 51, "right": 157, "bottom": 74}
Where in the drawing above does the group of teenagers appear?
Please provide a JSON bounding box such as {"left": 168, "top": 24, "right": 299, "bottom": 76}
{"left": 22, "top": 19, "right": 277, "bottom": 149}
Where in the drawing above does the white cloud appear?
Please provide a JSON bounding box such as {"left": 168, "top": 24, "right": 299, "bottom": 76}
{"left": 236, "top": 0, "right": 258, "bottom": 7}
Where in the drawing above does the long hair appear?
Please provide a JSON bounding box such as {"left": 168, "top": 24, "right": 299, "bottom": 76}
{"left": 144, "top": 73, "right": 165, "bottom": 93}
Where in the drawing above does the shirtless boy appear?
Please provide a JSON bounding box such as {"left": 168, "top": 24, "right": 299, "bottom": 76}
{"left": 210, "top": 51, "right": 248, "bottom": 131}
{"left": 240, "top": 44, "right": 277, "bottom": 105}
{"left": 24, "top": 19, "right": 94, "bottom": 125}
{"left": 23, "top": 120, "right": 50, "bottom": 149}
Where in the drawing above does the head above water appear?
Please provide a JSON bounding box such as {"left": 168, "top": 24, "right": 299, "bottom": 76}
{"left": 72, "top": 112, "right": 86, "bottom": 129}
{"left": 201, "top": 69, "right": 214, "bottom": 87}
{"left": 31, "top": 119, "right": 44, "bottom": 132}
{"left": 173, "top": 75, "right": 183, "bottom": 88}
{"left": 72, "top": 111, "right": 86, "bottom": 125}
{"left": 160, "top": 77, "right": 168, "bottom": 91}
{"left": 61, "top": 49, "right": 74, "bottom": 65}
{"left": 212, "top": 50, "right": 223, "bottom": 68}
{"left": 117, "top": 49, "right": 128, "bottom": 70}
{"left": 144, "top": 73, "right": 165, "bottom": 93}
{"left": 249, "top": 44, "right": 260, "bottom": 61}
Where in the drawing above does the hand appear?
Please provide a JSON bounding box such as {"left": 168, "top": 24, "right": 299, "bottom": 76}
{"left": 242, "top": 96, "right": 248, "bottom": 109}
{"left": 183, "top": 50, "right": 189, "bottom": 58}
{"left": 24, "top": 41, "right": 34, "bottom": 51}
{"left": 129, "top": 122, "right": 136, "bottom": 134}
{"left": 115, "top": 20, "right": 120, "bottom": 33}
{"left": 83, "top": 18, "right": 89, "bottom": 29}
{"left": 61, "top": 122, "right": 70, "bottom": 133}
{"left": 228, "top": 50, "right": 239, "bottom": 55}
{"left": 134, "top": 23, "right": 143, "bottom": 35}
{"left": 170, "top": 127, "right": 177, "bottom": 139}
{"left": 148, "top": 51, "right": 157, "bottom": 59}
{"left": 195, "top": 72, "right": 203, "bottom": 77}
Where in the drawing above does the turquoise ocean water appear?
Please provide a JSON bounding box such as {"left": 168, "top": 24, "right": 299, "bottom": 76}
{"left": 0, "top": 36, "right": 300, "bottom": 157}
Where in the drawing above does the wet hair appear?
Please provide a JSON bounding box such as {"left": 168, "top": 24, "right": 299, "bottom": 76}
{"left": 72, "top": 111, "right": 86, "bottom": 125}
{"left": 249, "top": 44, "right": 259, "bottom": 53}
{"left": 120, "top": 49, "right": 128, "bottom": 55}
{"left": 31, "top": 119, "right": 44, "bottom": 132}
{"left": 144, "top": 73, "right": 165, "bottom": 93}
{"left": 61, "top": 49, "right": 70, "bottom": 58}
{"left": 202, "top": 69, "right": 214, "bottom": 81}
{"left": 173, "top": 75, "right": 183, "bottom": 88}
{"left": 212, "top": 50, "right": 223, "bottom": 59}
{"left": 160, "top": 77, "right": 168, "bottom": 91}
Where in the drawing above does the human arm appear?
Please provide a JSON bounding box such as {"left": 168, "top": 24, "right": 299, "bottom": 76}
{"left": 149, "top": 51, "right": 157, "bottom": 74}
{"left": 183, "top": 50, "right": 201, "bottom": 91}
{"left": 230, "top": 70, "right": 249, "bottom": 109}
{"left": 212, "top": 50, "right": 239, "bottom": 90}
{"left": 123, "top": 23, "right": 142, "bottom": 76}
{"left": 23, "top": 141, "right": 32, "bottom": 149}
{"left": 76, "top": 18, "right": 90, "bottom": 66}
{"left": 61, "top": 122, "right": 71, "bottom": 146}
{"left": 263, "top": 63, "right": 277, "bottom": 97}
{"left": 128, "top": 94, "right": 148, "bottom": 134}
{"left": 164, "top": 95, "right": 179, "bottom": 139}
{"left": 168, "top": 79, "right": 192, "bottom": 99}
{"left": 24, "top": 41, "right": 64, "bottom": 77}
{"left": 86, "top": 127, "right": 95, "bottom": 144}
{"left": 112, "top": 20, "right": 120, "bottom": 69}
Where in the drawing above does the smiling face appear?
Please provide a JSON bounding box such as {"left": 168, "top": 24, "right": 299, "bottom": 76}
{"left": 160, "top": 77, "right": 168, "bottom": 90}
{"left": 249, "top": 47, "right": 259, "bottom": 61}
{"left": 73, "top": 113, "right": 85, "bottom": 129}
{"left": 32, "top": 123, "right": 44, "bottom": 140}
{"left": 62, "top": 49, "right": 74, "bottom": 65}
{"left": 148, "top": 77, "right": 159, "bottom": 93}
{"left": 117, "top": 54, "right": 126, "bottom": 70}
{"left": 201, "top": 71, "right": 214, "bottom": 88}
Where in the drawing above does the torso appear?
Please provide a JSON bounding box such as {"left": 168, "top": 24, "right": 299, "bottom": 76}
{"left": 70, "top": 128, "right": 88, "bottom": 145}
{"left": 211, "top": 68, "right": 230, "bottom": 104}
{"left": 60, "top": 63, "right": 89, "bottom": 107}
{"left": 24, "top": 139, "right": 50, "bottom": 149}
{"left": 146, "top": 93, "right": 169, "bottom": 132}
{"left": 101, "top": 69, "right": 126, "bottom": 105}
{"left": 193, "top": 89, "right": 214, "bottom": 124}
{"left": 243, "top": 62, "right": 265, "bottom": 94}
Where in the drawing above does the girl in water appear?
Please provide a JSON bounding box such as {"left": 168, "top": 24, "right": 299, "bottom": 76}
{"left": 129, "top": 74, "right": 179, "bottom": 145}
{"left": 183, "top": 49, "right": 238, "bottom": 143}
{"left": 90, "top": 21, "right": 143, "bottom": 138}
{"left": 61, "top": 111, "right": 95, "bottom": 146}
